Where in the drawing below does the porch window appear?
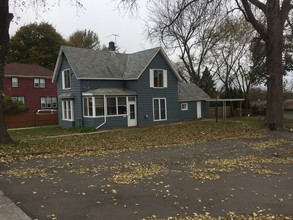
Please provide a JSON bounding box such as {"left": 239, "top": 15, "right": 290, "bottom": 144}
{"left": 153, "top": 98, "right": 167, "bottom": 121}
{"left": 107, "top": 97, "right": 117, "bottom": 115}
{"left": 95, "top": 96, "right": 104, "bottom": 116}
{"left": 118, "top": 97, "right": 127, "bottom": 115}
{"left": 82, "top": 96, "right": 129, "bottom": 117}
{"left": 83, "top": 97, "right": 93, "bottom": 117}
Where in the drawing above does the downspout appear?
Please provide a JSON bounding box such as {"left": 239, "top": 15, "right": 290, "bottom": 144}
{"left": 96, "top": 95, "right": 107, "bottom": 129}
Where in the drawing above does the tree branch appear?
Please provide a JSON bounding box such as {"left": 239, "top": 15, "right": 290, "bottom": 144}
{"left": 248, "top": 0, "right": 266, "bottom": 13}
{"left": 281, "top": 0, "right": 293, "bottom": 26}
{"left": 240, "top": 0, "right": 268, "bottom": 41}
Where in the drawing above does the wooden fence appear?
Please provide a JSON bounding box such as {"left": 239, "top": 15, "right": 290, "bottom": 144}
{"left": 5, "top": 111, "right": 58, "bottom": 129}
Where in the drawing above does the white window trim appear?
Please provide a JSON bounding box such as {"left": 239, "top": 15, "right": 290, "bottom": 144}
{"left": 83, "top": 97, "right": 96, "bottom": 118}
{"left": 82, "top": 96, "right": 129, "bottom": 118}
{"left": 181, "top": 103, "right": 188, "bottom": 111}
{"left": 150, "top": 69, "right": 167, "bottom": 88}
{"left": 12, "top": 77, "right": 18, "bottom": 87}
{"left": 153, "top": 98, "right": 167, "bottom": 121}
{"left": 62, "top": 69, "right": 71, "bottom": 90}
{"left": 62, "top": 100, "right": 74, "bottom": 121}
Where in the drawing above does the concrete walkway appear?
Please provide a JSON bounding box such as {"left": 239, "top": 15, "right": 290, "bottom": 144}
{"left": 0, "top": 191, "right": 31, "bottom": 220}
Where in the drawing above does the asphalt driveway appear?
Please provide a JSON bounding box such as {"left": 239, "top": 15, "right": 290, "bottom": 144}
{"left": 0, "top": 131, "right": 292, "bottom": 220}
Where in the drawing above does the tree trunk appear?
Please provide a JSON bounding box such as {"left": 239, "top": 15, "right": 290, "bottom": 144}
{"left": 265, "top": 3, "right": 284, "bottom": 130}
{"left": 0, "top": 0, "right": 13, "bottom": 144}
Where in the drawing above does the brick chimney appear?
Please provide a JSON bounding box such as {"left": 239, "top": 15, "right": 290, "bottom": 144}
{"left": 108, "top": 41, "right": 115, "bottom": 52}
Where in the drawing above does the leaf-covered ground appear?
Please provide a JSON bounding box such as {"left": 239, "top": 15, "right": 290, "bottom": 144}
{"left": 0, "top": 117, "right": 292, "bottom": 219}
{"left": 1, "top": 118, "right": 267, "bottom": 162}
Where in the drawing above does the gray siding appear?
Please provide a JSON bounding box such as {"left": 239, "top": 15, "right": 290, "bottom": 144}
{"left": 82, "top": 116, "right": 127, "bottom": 128}
{"left": 56, "top": 51, "right": 210, "bottom": 129}
{"left": 56, "top": 55, "right": 82, "bottom": 128}
{"left": 178, "top": 101, "right": 210, "bottom": 121}
{"left": 126, "top": 52, "right": 179, "bottom": 126}
{"left": 178, "top": 101, "right": 196, "bottom": 121}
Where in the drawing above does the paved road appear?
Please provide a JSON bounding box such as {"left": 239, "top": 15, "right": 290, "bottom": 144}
{"left": 0, "top": 132, "right": 292, "bottom": 220}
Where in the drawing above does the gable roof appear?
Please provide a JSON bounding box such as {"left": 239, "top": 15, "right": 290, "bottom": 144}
{"left": 52, "top": 46, "right": 181, "bottom": 82}
{"left": 178, "top": 82, "right": 210, "bottom": 101}
{"left": 5, "top": 63, "right": 53, "bottom": 78}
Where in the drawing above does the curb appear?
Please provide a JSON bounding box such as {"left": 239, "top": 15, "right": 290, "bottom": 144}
{"left": 0, "top": 191, "right": 31, "bottom": 220}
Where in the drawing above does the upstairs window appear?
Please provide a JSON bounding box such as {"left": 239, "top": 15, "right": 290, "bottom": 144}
{"left": 150, "top": 69, "right": 167, "bottom": 88}
{"left": 62, "top": 69, "right": 71, "bottom": 89}
{"left": 34, "top": 78, "right": 45, "bottom": 88}
{"left": 12, "top": 77, "right": 18, "bottom": 87}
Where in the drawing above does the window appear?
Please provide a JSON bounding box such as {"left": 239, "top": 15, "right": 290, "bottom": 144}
{"left": 41, "top": 97, "right": 46, "bottom": 108}
{"left": 12, "top": 77, "right": 18, "bottom": 87}
{"left": 153, "top": 98, "right": 167, "bottom": 121}
{"left": 52, "top": 97, "right": 57, "bottom": 108}
{"left": 62, "top": 69, "right": 71, "bottom": 89}
{"left": 118, "top": 97, "right": 127, "bottom": 115}
{"left": 11, "top": 96, "right": 25, "bottom": 104}
{"left": 181, "top": 103, "right": 188, "bottom": 111}
{"left": 95, "top": 96, "right": 104, "bottom": 116}
{"left": 34, "top": 78, "right": 45, "bottom": 88}
{"left": 83, "top": 97, "right": 94, "bottom": 117}
{"left": 150, "top": 69, "right": 167, "bottom": 88}
{"left": 82, "top": 96, "right": 128, "bottom": 117}
{"left": 107, "top": 97, "right": 117, "bottom": 115}
{"left": 62, "top": 100, "right": 74, "bottom": 121}
{"left": 40, "top": 96, "right": 57, "bottom": 109}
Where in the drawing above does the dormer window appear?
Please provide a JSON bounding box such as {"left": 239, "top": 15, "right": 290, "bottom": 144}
{"left": 62, "top": 69, "right": 71, "bottom": 89}
{"left": 150, "top": 69, "right": 167, "bottom": 88}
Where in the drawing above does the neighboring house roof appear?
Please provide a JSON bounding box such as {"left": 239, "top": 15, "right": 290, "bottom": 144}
{"left": 178, "top": 82, "right": 210, "bottom": 101}
{"left": 52, "top": 46, "right": 182, "bottom": 82}
{"left": 4, "top": 63, "right": 53, "bottom": 78}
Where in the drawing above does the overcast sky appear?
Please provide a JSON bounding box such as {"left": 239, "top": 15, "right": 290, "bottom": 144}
{"left": 9, "top": 0, "right": 154, "bottom": 53}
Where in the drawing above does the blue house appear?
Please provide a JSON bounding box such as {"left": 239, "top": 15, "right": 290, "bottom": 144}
{"left": 52, "top": 44, "right": 210, "bottom": 129}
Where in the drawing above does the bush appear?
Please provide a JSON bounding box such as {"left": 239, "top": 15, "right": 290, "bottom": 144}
{"left": 3, "top": 96, "right": 28, "bottom": 113}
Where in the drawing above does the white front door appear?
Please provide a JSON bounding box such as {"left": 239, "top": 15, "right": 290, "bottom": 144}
{"left": 128, "top": 100, "right": 137, "bottom": 127}
{"left": 197, "top": 101, "right": 202, "bottom": 119}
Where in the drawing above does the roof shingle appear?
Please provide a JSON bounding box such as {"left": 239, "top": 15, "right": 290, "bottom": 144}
{"left": 5, "top": 63, "right": 53, "bottom": 78}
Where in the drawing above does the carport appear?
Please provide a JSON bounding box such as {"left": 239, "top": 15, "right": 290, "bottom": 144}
{"left": 209, "top": 98, "right": 245, "bottom": 121}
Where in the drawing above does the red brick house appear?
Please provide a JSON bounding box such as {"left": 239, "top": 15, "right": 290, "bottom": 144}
{"left": 4, "top": 63, "right": 57, "bottom": 111}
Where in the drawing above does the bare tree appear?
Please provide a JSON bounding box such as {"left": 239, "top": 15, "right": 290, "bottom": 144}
{"left": 210, "top": 17, "right": 257, "bottom": 100}
{"left": 236, "top": 0, "right": 293, "bottom": 130}
{"left": 0, "top": 0, "right": 84, "bottom": 144}
{"left": 147, "top": 0, "right": 223, "bottom": 84}
{"left": 118, "top": 0, "right": 293, "bottom": 130}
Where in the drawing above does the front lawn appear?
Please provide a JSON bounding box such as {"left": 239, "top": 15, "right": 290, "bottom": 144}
{"left": 0, "top": 117, "right": 288, "bottom": 162}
